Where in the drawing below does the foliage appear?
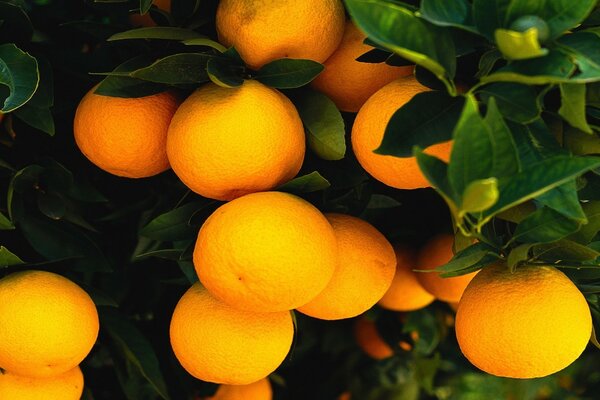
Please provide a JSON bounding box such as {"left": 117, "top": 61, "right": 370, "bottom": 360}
{"left": 3, "top": 0, "right": 600, "bottom": 399}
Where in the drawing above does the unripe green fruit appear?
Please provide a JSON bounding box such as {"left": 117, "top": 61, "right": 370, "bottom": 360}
{"left": 509, "top": 15, "right": 550, "bottom": 43}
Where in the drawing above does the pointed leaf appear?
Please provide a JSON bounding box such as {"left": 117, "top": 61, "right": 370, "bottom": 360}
{"left": 483, "top": 98, "right": 521, "bottom": 177}
{"left": 419, "top": 0, "right": 475, "bottom": 32}
{"left": 536, "top": 180, "right": 586, "bottom": 222}
{"left": 130, "top": 53, "right": 211, "bottom": 85}
{"left": 255, "top": 59, "right": 324, "bottom": 89}
{"left": 206, "top": 57, "right": 244, "bottom": 88}
{"left": 140, "top": 201, "right": 205, "bottom": 241}
{"left": 482, "top": 50, "right": 575, "bottom": 85}
{"left": 108, "top": 27, "right": 202, "bottom": 41}
{"left": 478, "top": 83, "right": 542, "bottom": 123}
{"left": 507, "top": 243, "right": 535, "bottom": 271}
{"left": 0, "top": 43, "right": 39, "bottom": 112}
{"left": 0, "top": 246, "right": 23, "bottom": 267}
{"left": 278, "top": 171, "right": 330, "bottom": 193}
{"left": 559, "top": 83, "right": 592, "bottom": 133}
{"left": 95, "top": 56, "right": 169, "bottom": 98}
{"left": 512, "top": 206, "right": 582, "bottom": 244}
{"left": 0, "top": 212, "right": 14, "bottom": 230}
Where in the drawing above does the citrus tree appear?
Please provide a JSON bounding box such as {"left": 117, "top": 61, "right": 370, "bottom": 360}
{"left": 2, "top": 0, "right": 600, "bottom": 399}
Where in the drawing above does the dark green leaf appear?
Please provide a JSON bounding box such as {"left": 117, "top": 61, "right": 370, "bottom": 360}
{"left": 0, "top": 246, "right": 23, "bottom": 267}
{"left": 107, "top": 27, "right": 202, "bottom": 41}
{"left": 536, "top": 180, "right": 586, "bottom": 222}
{"left": 140, "top": 201, "right": 205, "bottom": 241}
{"left": 14, "top": 104, "right": 54, "bottom": 136}
{"left": 419, "top": 0, "right": 475, "bottom": 32}
{"left": 0, "top": 2, "right": 33, "bottom": 44}
{"left": 128, "top": 53, "right": 211, "bottom": 85}
{"left": 100, "top": 308, "right": 171, "bottom": 400}
{"left": 134, "top": 248, "right": 184, "bottom": 261}
{"left": 570, "top": 201, "right": 600, "bottom": 243}
{"left": 482, "top": 50, "right": 575, "bottom": 85}
{"left": 345, "top": 0, "right": 456, "bottom": 90}
{"left": 36, "top": 192, "right": 66, "bottom": 220}
{"left": 560, "top": 83, "right": 592, "bottom": 133}
{"left": 277, "top": 171, "right": 330, "bottom": 193}
{"left": 533, "top": 239, "right": 600, "bottom": 262}
{"left": 182, "top": 38, "right": 227, "bottom": 53}
{"left": 478, "top": 83, "right": 541, "bottom": 123}
{"left": 139, "top": 0, "right": 153, "bottom": 14}
{"left": 557, "top": 32, "right": 600, "bottom": 82}
{"left": 206, "top": 57, "right": 244, "bottom": 88}
{"left": 291, "top": 88, "right": 346, "bottom": 160}
{"left": 436, "top": 242, "right": 497, "bottom": 277}
{"left": 0, "top": 43, "right": 39, "bottom": 112}
{"left": 376, "top": 91, "right": 464, "bottom": 157}
{"left": 255, "top": 59, "right": 324, "bottom": 89}
{"left": 415, "top": 149, "right": 458, "bottom": 209}
{"left": 95, "top": 57, "right": 168, "bottom": 98}
{"left": 475, "top": 49, "right": 502, "bottom": 79}
{"left": 507, "top": 243, "right": 534, "bottom": 271}
{"left": 0, "top": 211, "right": 14, "bottom": 230}
{"left": 471, "top": 0, "right": 512, "bottom": 41}
{"left": 482, "top": 98, "right": 521, "bottom": 177}
{"left": 512, "top": 206, "right": 582, "bottom": 244}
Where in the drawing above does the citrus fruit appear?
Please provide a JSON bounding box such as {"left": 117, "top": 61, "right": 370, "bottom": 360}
{"left": 0, "top": 366, "right": 84, "bottom": 400}
{"left": 170, "top": 283, "right": 294, "bottom": 385}
{"left": 311, "top": 21, "right": 413, "bottom": 112}
{"left": 297, "top": 213, "right": 395, "bottom": 320}
{"left": 166, "top": 80, "right": 305, "bottom": 201}
{"left": 378, "top": 245, "right": 435, "bottom": 311}
{"left": 194, "top": 191, "right": 338, "bottom": 312}
{"left": 351, "top": 76, "right": 453, "bottom": 189}
{"left": 0, "top": 270, "right": 99, "bottom": 378}
{"left": 353, "top": 317, "right": 393, "bottom": 360}
{"left": 207, "top": 378, "right": 272, "bottom": 400}
{"left": 74, "top": 86, "right": 180, "bottom": 178}
{"left": 216, "top": 0, "right": 345, "bottom": 69}
{"left": 415, "top": 234, "right": 478, "bottom": 303}
{"left": 129, "top": 0, "right": 171, "bottom": 27}
{"left": 456, "top": 264, "right": 592, "bottom": 378}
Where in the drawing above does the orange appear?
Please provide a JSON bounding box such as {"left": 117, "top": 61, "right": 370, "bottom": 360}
{"left": 338, "top": 392, "right": 351, "bottom": 400}
{"left": 297, "top": 214, "right": 395, "bottom": 320}
{"left": 456, "top": 264, "right": 592, "bottom": 378}
{"left": 194, "top": 191, "right": 338, "bottom": 312}
{"left": 129, "top": 0, "right": 171, "bottom": 27}
{"left": 207, "top": 378, "right": 272, "bottom": 400}
{"left": 353, "top": 317, "right": 393, "bottom": 360}
{"left": 167, "top": 80, "right": 305, "bottom": 201}
{"left": 215, "top": 0, "right": 345, "bottom": 69}
{"left": 170, "top": 283, "right": 293, "bottom": 385}
{"left": 0, "top": 271, "right": 99, "bottom": 378}
{"left": 312, "top": 21, "right": 413, "bottom": 112}
{"left": 415, "top": 234, "right": 477, "bottom": 303}
{"left": 378, "top": 245, "right": 435, "bottom": 311}
{"left": 74, "top": 86, "right": 180, "bottom": 178}
{"left": 0, "top": 366, "right": 84, "bottom": 400}
{"left": 351, "top": 76, "right": 453, "bottom": 189}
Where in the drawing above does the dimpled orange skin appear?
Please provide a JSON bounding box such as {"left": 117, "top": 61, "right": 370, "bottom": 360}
{"left": 297, "top": 214, "right": 396, "bottom": 320}
{"left": 311, "top": 21, "right": 413, "bottom": 112}
{"left": 194, "top": 191, "right": 338, "bottom": 312}
{"left": 456, "top": 264, "right": 592, "bottom": 379}
{"left": 0, "top": 271, "right": 99, "bottom": 378}
{"left": 0, "top": 366, "right": 84, "bottom": 400}
{"left": 353, "top": 317, "right": 393, "bottom": 360}
{"left": 206, "top": 378, "right": 272, "bottom": 400}
{"left": 216, "top": 0, "right": 345, "bottom": 70}
{"left": 74, "top": 87, "right": 180, "bottom": 178}
{"left": 170, "top": 283, "right": 294, "bottom": 385}
{"left": 378, "top": 245, "right": 435, "bottom": 311}
{"left": 415, "top": 234, "right": 478, "bottom": 303}
{"left": 166, "top": 81, "right": 306, "bottom": 201}
{"left": 351, "top": 76, "right": 453, "bottom": 189}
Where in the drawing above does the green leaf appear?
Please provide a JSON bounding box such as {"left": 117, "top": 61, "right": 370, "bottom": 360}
{"left": 436, "top": 242, "right": 497, "bottom": 277}
{"left": 475, "top": 49, "right": 502, "bottom": 79}
{"left": 376, "top": 91, "right": 464, "bottom": 157}
{"left": 483, "top": 155, "right": 600, "bottom": 219}
{"left": 533, "top": 239, "right": 600, "bottom": 262}
{"left": 536, "top": 180, "right": 586, "bottom": 222}
{"left": 99, "top": 307, "right": 171, "bottom": 400}
{"left": 495, "top": 28, "right": 548, "bottom": 60}
{"left": 557, "top": 32, "right": 600, "bottom": 82}
{"left": 277, "top": 171, "right": 331, "bottom": 193}
{"left": 14, "top": 104, "right": 54, "bottom": 136}
{"left": 345, "top": 0, "right": 456, "bottom": 91}
{"left": 482, "top": 50, "right": 575, "bottom": 85}
{"left": 182, "top": 38, "right": 227, "bottom": 53}
{"left": 0, "top": 211, "right": 14, "bottom": 230}
{"left": 460, "top": 178, "right": 499, "bottom": 215}
{"left": 129, "top": 53, "right": 211, "bottom": 85}
{"left": 477, "top": 83, "right": 541, "bottom": 123}
{"left": 36, "top": 192, "right": 66, "bottom": 220}
{"left": 95, "top": 57, "right": 168, "bottom": 98}
{"left": 419, "top": 0, "right": 476, "bottom": 32}
{"left": 0, "top": 2, "right": 33, "bottom": 44}
{"left": 139, "top": 0, "right": 153, "bottom": 14}
{"left": 255, "top": 59, "right": 324, "bottom": 89}
{"left": 448, "top": 96, "right": 493, "bottom": 196}
{"left": 206, "top": 57, "right": 244, "bottom": 88}
{"left": 569, "top": 201, "right": 600, "bottom": 243}
{"left": 107, "top": 27, "right": 202, "bottom": 41}
{"left": 291, "top": 89, "right": 346, "bottom": 160}
{"left": 0, "top": 246, "right": 23, "bottom": 267}
{"left": 559, "top": 83, "right": 593, "bottom": 133}
{"left": 415, "top": 149, "right": 459, "bottom": 210}
{"left": 482, "top": 98, "right": 521, "bottom": 177}
{"left": 507, "top": 243, "right": 534, "bottom": 271}
{"left": 472, "top": 0, "right": 512, "bottom": 41}
{"left": 0, "top": 43, "right": 39, "bottom": 112}
{"left": 512, "top": 206, "right": 582, "bottom": 244}
{"left": 140, "top": 201, "right": 205, "bottom": 241}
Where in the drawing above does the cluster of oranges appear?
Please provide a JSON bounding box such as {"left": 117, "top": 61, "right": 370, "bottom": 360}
{"left": 20, "top": 0, "right": 590, "bottom": 398}
{"left": 0, "top": 271, "right": 98, "bottom": 399}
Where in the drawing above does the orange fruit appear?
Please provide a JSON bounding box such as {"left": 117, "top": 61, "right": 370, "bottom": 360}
{"left": 338, "top": 392, "right": 351, "bottom": 400}
{"left": 129, "top": 0, "right": 171, "bottom": 27}
{"left": 415, "top": 234, "right": 478, "bottom": 303}
{"left": 378, "top": 245, "right": 435, "bottom": 311}
{"left": 311, "top": 21, "right": 413, "bottom": 112}
{"left": 215, "top": 0, "right": 345, "bottom": 69}
{"left": 170, "top": 283, "right": 294, "bottom": 385}
{"left": 74, "top": 86, "right": 180, "bottom": 178}
{"left": 194, "top": 191, "right": 338, "bottom": 312}
{"left": 351, "top": 76, "right": 453, "bottom": 189}
{"left": 0, "top": 271, "right": 99, "bottom": 378}
{"left": 166, "top": 80, "right": 305, "bottom": 201}
{"left": 297, "top": 214, "right": 395, "bottom": 320}
{"left": 207, "top": 378, "right": 272, "bottom": 400}
{"left": 456, "top": 264, "right": 592, "bottom": 378}
{"left": 353, "top": 317, "right": 393, "bottom": 360}
{"left": 0, "top": 366, "right": 84, "bottom": 400}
